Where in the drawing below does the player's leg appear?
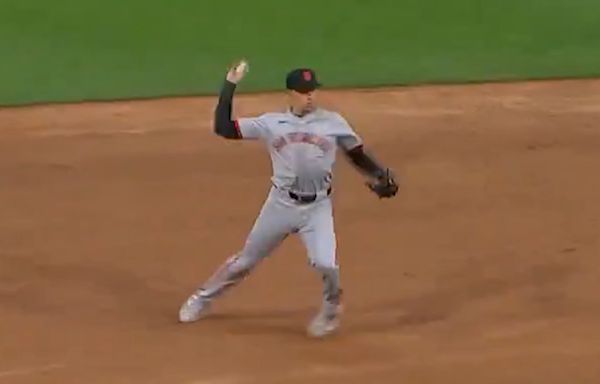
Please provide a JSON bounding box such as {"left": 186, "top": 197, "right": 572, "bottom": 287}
{"left": 200, "top": 203, "right": 292, "bottom": 300}
{"left": 179, "top": 196, "right": 294, "bottom": 322}
{"left": 298, "top": 198, "right": 342, "bottom": 337}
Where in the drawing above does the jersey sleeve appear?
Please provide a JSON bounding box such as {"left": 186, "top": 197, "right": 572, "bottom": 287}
{"left": 332, "top": 113, "right": 363, "bottom": 150}
{"left": 235, "top": 115, "right": 270, "bottom": 140}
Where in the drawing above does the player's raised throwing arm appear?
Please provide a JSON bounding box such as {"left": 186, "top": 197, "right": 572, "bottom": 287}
{"left": 213, "top": 61, "right": 249, "bottom": 140}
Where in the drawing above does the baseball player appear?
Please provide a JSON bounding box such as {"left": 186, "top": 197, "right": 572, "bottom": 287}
{"left": 179, "top": 60, "right": 398, "bottom": 337}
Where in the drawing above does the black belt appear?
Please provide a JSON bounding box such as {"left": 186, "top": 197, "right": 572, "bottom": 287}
{"left": 289, "top": 188, "right": 332, "bottom": 203}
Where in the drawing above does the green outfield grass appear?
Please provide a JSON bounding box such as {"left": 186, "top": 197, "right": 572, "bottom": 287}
{"left": 1, "top": 0, "right": 599, "bottom": 105}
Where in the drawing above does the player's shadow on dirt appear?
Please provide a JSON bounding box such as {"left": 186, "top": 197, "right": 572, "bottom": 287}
{"left": 199, "top": 308, "right": 317, "bottom": 338}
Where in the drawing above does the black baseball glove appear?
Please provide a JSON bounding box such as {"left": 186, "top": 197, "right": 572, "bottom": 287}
{"left": 366, "top": 168, "right": 398, "bottom": 198}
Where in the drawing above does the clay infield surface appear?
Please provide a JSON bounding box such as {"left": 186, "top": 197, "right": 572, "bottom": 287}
{"left": 1, "top": 79, "right": 600, "bottom": 383}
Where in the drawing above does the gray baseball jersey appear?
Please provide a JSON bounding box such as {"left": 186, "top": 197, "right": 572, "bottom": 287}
{"left": 237, "top": 108, "right": 362, "bottom": 195}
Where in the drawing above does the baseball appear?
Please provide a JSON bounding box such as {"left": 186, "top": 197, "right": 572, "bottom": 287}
{"left": 236, "top": 60, "right": 248, "bottom": 74}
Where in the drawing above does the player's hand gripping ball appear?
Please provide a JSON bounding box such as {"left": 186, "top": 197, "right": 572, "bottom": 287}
{"left": 226, "top": 59, "right": 249, "bottom": 84}
{"left": 366, "top": 168, "right": 398, "bottom": 198}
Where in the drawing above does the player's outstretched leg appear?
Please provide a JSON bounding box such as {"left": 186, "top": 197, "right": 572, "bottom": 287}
{"left": 178, "top": 253, "right": 254, "bottom": 322}
{"left": 299, "top": 198, "right": 343, "bottom": 337}
{"left": 179, "top": 195, "right": 293, "bottom": 323}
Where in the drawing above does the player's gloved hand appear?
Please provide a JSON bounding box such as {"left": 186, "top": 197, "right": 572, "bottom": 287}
{"left": 226, "top": 59, "right": 249, "bottom": 84}
{"left": 366, "top": 168, "right": 398, "bottom": 198}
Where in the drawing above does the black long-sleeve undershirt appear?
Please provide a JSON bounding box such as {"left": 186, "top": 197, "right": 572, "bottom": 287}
{"left": 214, "top": 80, "right": 241, "bottom": 139}
{"left": 343, "top": 145, "right": 387, "bottom": 180}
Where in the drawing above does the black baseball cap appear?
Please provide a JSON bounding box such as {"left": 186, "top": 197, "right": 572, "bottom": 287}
{"left": 285, "top": 68, "right": 322, "bottom": 93}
